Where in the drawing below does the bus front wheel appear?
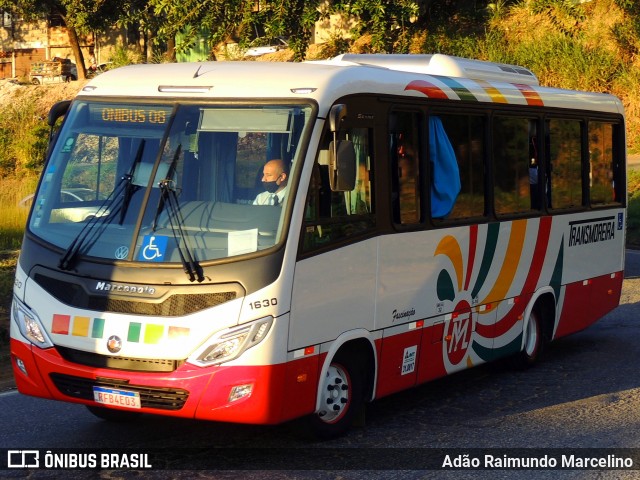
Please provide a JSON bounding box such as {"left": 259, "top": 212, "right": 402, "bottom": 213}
{"left": 309, "top": 354, "right": 364, "bottom": 439}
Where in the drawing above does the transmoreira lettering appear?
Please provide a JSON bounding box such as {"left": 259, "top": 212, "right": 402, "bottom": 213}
{"left": 569, "top": 220, "right": 615, "bottom": 247}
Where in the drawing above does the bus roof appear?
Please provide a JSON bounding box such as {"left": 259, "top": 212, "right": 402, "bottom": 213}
{"left": 80, "top": 54, "right": 623, "bottom": 116}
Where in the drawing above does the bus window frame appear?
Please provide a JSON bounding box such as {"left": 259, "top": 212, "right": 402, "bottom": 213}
{"left": 298, "top": 95, "right": 380, "bottom": 259}
{"left": 298, "top": 95, "right": 627, "bottom": 261}
{"left": 388, "top": 107, "right": 425, "bottom": 228}
{"left": 585, "top": 116, "right": 626, "bottom": 209}
{"left": 427, "top": 108, "right": 490, "bottom": 226}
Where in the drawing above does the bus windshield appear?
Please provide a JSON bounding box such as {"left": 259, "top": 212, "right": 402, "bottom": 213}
{"left": 29, "top": 101, "right": 312, "bottom": 267}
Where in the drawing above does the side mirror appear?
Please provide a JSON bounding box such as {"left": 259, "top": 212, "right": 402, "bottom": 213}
{"left": 48, "top": 100, "right": 71, "bottom": 127}
{"left": 329, "top": 140, "right": 356, "bottom": 191}
{"left": 46, "top": 100, "right": 72, "bottom": 156}
{"left": 329, "top": 104, "right": 347, "bottom": 132}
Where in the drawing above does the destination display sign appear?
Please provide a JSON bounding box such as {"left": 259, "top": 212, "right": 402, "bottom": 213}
{"left": 88, "top": 104, "right": 172, "bottom": 127}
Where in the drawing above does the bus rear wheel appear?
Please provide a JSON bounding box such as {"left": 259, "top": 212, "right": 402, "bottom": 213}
{"left": 308, "top": 354, "right": 364, "bottom": 439}
{"left": 511, "top": 308, "right": 543, "bottom": 369}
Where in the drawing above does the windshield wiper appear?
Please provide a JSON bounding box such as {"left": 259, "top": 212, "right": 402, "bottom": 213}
{"left": 152, "top": 146, "right": 204, "bottom": 283}
{"left": 119, "top": 139, "right": 146, "bottom": 225}
{"left": 58, "top": 141, "right": 145, "bottom": 270}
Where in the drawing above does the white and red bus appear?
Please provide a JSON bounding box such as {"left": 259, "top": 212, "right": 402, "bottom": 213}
{"left": 10, "top": 54, "right": 626, "bottom": 438}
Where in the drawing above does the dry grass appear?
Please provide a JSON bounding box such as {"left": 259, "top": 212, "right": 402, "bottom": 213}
{"left": 0, "top": 177, "right": 38, "bottom": 250}
{"left": 0, "top": 78, "right": 86, "bottom": 111}
{"left": 489, "top": 0, "right": 639, "bottom": 152}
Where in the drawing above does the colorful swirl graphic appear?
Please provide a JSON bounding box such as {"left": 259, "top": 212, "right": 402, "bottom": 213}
{"left": 434, "top": 218, "right": 558, "bottom": 367}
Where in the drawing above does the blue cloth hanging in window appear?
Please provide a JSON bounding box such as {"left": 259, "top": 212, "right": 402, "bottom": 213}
{"left": 429, "top": 117, "right": 461, "bottom": 217}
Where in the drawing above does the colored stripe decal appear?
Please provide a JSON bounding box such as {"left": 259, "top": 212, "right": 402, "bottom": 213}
{"left": 476, "top": 80, "right": 508, "bottom": 103}
{"left": 168, "top": 326, "right": 190, "bottom": 339}
{"left": 481, "top": 219, "right": 527, "bottom": 305}
{"left": 51, "top": 315, "right": 191, "bottom": 343}
{"left": 464, "top": 225, "right": 478, "bottom": 291}
{"left": 514, "top": 84, "right": 544, "bottom": 106}
{"left": 435, "top": 235, "right": 464, "bottom": 292}
{"left": 522, "top": 217, "right": 552, "bottom": 293}
{"left": 405, "top": 80, "right": 449, "bottom": 99}
{"left": 405, "top": 79, "right": 544, "bottom": 106}
{"left": 476, "top": 217, "right": 553, "bottom": 338}
{"left": 550, "top": 238, "right": 564, "bottom": 301}
{"left": 144, "top": 324, "right": 164, "bottom": 344}
{"left": 72, "top": 316, "right": 90, "bottom": 337}
{"left": 471, "top": 223, "right": 500, "bottom": 299}
{"left": 473, "top": 334, "right": 523, "bottom": 362}
{"left": 52, "top": 314, "right": 70, "bottom": 335}
{"left": 92, "top": 318, "right": 105, "bottom": 339}
{"left": 438, "top": 77, "right": 478, "bottom": 102}
{"left": 127, "top": 322, "right": 142, "bottom": 342}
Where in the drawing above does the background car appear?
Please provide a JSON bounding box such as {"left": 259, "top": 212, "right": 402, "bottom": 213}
{"left": 243, "top": 37, "right": 289, "bottom": 57}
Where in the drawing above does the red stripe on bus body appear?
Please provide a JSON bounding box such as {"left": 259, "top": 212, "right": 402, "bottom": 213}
{"left": 476, "top": 218, "right": 552, "bottom": 339}
{"left": 405, "top": 80, "right": 450, "bottom": 99}
{"left": 12, "top": 337, "right": 321, "bottom": 425}
{"left": 514, "top": 84, "right": 544, "bottom": 106}
{"left": 465, "top": 224, "right": 478, "bottom": 291}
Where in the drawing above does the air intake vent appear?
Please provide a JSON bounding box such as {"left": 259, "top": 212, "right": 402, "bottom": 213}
{"left": 34, "top": 273, "right": 237, "bottom": 316}
{"left": 50, "top": 373, "right": 189, "bottom": 410}
{"left": 57, "top": 346, "right": 183, "bottom": 373}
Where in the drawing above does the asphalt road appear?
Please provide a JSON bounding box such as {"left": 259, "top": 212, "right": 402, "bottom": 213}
{"left": 2, "top": 252, "right": 640, "bottom": 479}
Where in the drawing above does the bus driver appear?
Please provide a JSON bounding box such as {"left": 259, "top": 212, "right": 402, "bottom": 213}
{"left": 253, "top": 158, "right": 288, "bottom": 206}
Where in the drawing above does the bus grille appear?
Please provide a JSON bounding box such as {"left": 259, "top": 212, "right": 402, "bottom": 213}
{"left": 33, "top": 273, "right": 237, "bottom": 316}
{"left": 56, "top": 346, "right": 183, "bottom": 373}
{"left": 50, "top": 373, "right": 189, "bottom": 411}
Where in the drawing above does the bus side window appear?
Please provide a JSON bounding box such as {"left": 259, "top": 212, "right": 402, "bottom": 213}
{"left": 390, "top": 111, "right": 422, "bottom": 225}
{"left": 547, "top": 118, "right": 583, "bottom": 210}
{"left": 493, "top": 116, "right": 540, "bottom": 215}
{"left": 529, "top": 120, "right": 541, "bottom": 210}
{"left": 435, "top": 114, "right": 485, "bottom": 220}
{"left": 301, "top": 128, "right": 375, "bottom": 253}
{"left": 588, "top": 121, "right": 620, "bottom": 206}
{"left": 429, "top": 116, "right": 461, "bottom": 218}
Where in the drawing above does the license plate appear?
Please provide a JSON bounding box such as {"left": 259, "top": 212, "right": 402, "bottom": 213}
{"left": 93, "top": 386, "right": 141, "bottom": 409}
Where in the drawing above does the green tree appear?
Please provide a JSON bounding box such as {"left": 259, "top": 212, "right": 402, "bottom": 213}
{"left": 0, "top": 0, "right": 122, "bottom": 79}
{"left": 116, "top": 0, "right": 169, "bottom": 63}
{"left": 330, "top": 0, "right": 420, "bottom": 53}
{"left": 252, "top": 0, "right": 321, "bottom": 61}
{"left": 150, "top": 0, "right": 249, "bottom": 57}
{"left": 150, "top": 0, "right": 320, "bottom": 61}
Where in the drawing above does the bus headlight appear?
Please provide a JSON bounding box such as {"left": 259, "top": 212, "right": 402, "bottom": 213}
{"left": 195, "top": 317, "right": 273, "bottom": 366}
{"left": 12, "top": 297, "right": 53, "bottom": 349}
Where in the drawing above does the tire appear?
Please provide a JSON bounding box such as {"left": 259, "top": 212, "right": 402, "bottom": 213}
{"left": 308, "top": 353, "right": 364, "bottom": 440}
{"left": 86, "top": 405, "right": 142, "bottom": 422}
{"left": 31, "top": 77, "right": 40, "bottom": 85}
{"left": 511, "top": 308, "right": 543, "bottom": 369}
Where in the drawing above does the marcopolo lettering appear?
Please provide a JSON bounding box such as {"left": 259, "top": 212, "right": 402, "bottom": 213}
{"left": 94, "top": 281, "right": 156, "bottom": 295}
{"left": 568, "top": 217, "right": 616, "bottom": 247}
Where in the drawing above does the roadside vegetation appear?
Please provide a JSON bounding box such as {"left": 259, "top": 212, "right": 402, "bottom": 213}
{"left": 2, "top": 0, "right": 640, "bottom": 344}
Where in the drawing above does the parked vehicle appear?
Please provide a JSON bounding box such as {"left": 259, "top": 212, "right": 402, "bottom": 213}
{"left": 243, "top": 37, "right": 289, "bottom": 57}
{"left": 87, "top": 62, "right": 113, "bottom": 79}
{"left": 29, "top": 58, "right": 77, "bottom": 84}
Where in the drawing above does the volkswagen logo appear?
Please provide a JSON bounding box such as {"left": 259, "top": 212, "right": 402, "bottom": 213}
{"left": 106, "top": 335, "right": 122, "bottom": 353}
{"left": 114, "top": 246, "right": 129, "bottom": 260}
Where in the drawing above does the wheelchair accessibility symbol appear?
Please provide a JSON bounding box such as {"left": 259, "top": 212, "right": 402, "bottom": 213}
{"left": 138, "top": 235, "right": 168, "bottom": 262}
